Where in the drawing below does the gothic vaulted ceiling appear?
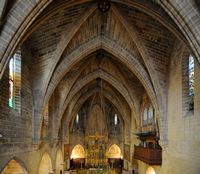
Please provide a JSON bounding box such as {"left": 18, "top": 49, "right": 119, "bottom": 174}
{"left": 0, "top": 0, "right": 192, "bottom": 142}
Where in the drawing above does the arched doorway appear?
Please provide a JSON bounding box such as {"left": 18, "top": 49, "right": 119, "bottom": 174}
{"left": 107, "top": 144, "right": 122, "bottom": 159}
{"left": 38, "top": 152, "right": 53, "bottom": 174}
{"left": 107, "top": 144, "right": 123, "bottom": 171}
{"left": 2, "top": 159, "right": 28, "bottom": 174}
{"left": 146, "top": 166, "right": 156, "bottom": 174}
{"left": 70, "top": 144, "right": 85, "bottom": 169}
{"left": 71, "top": 144, "right": 85, "bottom": 159}
{"left": 56, "top": 149, "right": 64, "bottom": 174}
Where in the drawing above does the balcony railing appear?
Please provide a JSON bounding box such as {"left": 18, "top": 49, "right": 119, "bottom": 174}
{"left": 134, "top": 145, "right": 162, "bottom": 165}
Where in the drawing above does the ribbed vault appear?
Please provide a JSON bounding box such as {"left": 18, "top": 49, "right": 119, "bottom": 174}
{"left": 24, "top": 0, "right": 189, "bottom": 144}
{"left": 0, "top": 0, "right": 196, "bottom": 146}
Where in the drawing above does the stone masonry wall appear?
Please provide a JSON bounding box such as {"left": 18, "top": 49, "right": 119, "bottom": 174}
{"left": 160, "top": 43, "right": 200, "bottom": 174}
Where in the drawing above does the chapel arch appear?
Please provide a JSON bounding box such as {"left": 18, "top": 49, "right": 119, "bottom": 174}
{"left": 107, "top": 144, "right": 122, "bottom": 159}
{"left": 71, "top": 144, "right": 85, "bottom": 159}
{"left": 38, "top": 152, "right": 53, "bottom": 174}
{"left": 1, "top": 158, "right": 28, "bottom": 174}
{"left": 56, "top": 149, "right": 64, "bottom": 174}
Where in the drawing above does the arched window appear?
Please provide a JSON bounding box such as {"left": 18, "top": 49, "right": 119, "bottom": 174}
{"left": 114, "top": 113, "right": 118, "bottom": 125}
{"left": 182, "top": 51, "right": 195, "bottom": 114}
{"left": 76, "top": 114, "right": 79, "bottom": 124}
{"left": 188, "top": 54, "right": 194, "bottom": 97}
{"left": 9, "top": 57, "right": 14, "bottom": 108}
{"left": 8, "top": 50, "right": 21, "bottom": 112}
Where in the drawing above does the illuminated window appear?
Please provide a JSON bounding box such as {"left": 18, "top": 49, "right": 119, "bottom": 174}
{"left": 188, "top": 54, "right": 194, "bottom": 96}
{"left": 182, "top": 51, "right": 195, "bottom": 114}
{"left": 9, "top": 57, "right": 14, "bottom": 108}
{"left": 76, "top": 114, "right": 79, "bottom": 124}
{"left": 114, "top": 114, "right": 118, "bottom": 125}
{"left": 8, "top": 50, "right": 21, "bottom": 112}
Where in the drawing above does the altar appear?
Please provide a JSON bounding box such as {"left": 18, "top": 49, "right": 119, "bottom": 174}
{"left": 85, "top": 132, "right": 108, "bottom": 168}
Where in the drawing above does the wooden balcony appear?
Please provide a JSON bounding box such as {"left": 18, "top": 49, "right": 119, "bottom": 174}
{"left": 134, "top": 145, "right": 162, "bottom": 165}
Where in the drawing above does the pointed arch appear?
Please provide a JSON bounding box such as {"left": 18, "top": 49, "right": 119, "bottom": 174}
{"left": 53, "top": 70, "right": 133, "bottom": 141}
{"left": 71, "top": 144, "right": 85, "bottom": 159}
{"left": 107, "top": 144, "right": 122, "bottom": 159}
{"left": 38, "top": 152, "right": 53, "bottom": 174}
{"left": 68, "top": 87, "right": 126, "bottom": 131}
{"left": 56, "top": 149, "right": 64, "bottom": 174}
{"left": 1, "top": 158, "right": 28, "bottom": 174}
{"left": 146, "top": 166, "right": 156, "bottom": 174}
{"left": 38, "top": 37, "right": 157, "bottom": 143}
{"left": 62, "top": 86, "right": 127, "bottom": 142}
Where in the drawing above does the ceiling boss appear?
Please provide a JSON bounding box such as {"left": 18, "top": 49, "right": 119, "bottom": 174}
{"left": 98, "top": 0, "right": 111, "bottom": 12}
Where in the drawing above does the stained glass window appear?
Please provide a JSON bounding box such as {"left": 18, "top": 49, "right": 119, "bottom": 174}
{"left": 188, "top": 54, "right": 194, "bottom": 96}
{"left": 114, "top": 114, "right": 118, "bottom": 125}
{"left": 8, "top": 50, "right": 21, "bottom": 111}
{"left": 9, "top": 57, "right": 14, "bottom": 108}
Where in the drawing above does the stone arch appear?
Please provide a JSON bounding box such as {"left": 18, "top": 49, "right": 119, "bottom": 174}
{"left": 44, "top": 36, "right": 156, "bottom": 113}
{"left": 35, "top": 36, "right": 158, "bottom": 144}
{"left": 29, "top": 1, "right": 186, "bottom": 118}
{"left": 0, "top": 0, "right": 93, "bottom": 79}
{"left": 55, "top": 70, "right": 133, "bottom": 138}
{"left": 0, "top": 0, "right": 53, "bottom": 79}
{"left": 107, "top": 144, "right": 122, "bottom": 159}
{"left": 68, "top": 87, "right": 127, "bottom": 131}
{"left": 157, "top": 1, "right": 200, "bottom": 61}
{"left": 56, "top": 149, "right": 64, "bottom": 174}
{"left": 62, "top": 87, "right": 127, "bottom": 142}
{"left": 44, "top": 39, "right": 155, "bottom": 108}
{"left": 38, "top": 152, "right": 53, "bottom": 174}
{"left": 1, "top": 158, "right": 28, "bottom": 174}
{"left": 71, "top": 144, "right": 85, "bottom": 159}
{"left": 51, "top": 56, "right": 138, "bottom": 137}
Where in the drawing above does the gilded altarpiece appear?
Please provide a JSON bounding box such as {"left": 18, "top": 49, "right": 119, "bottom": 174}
{"left": 85, "top": 133, "right": 108, "bottom": 167}
{"left": 85, "top": 104, "right": 108, "bottom": 167}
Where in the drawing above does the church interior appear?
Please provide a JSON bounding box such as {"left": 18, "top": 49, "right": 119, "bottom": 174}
{"left": 0, "top": 0, "right": 200, "bottom": 174}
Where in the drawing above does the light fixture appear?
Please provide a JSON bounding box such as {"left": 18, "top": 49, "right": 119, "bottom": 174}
{"left": 0, "top": 133, "right": 3, "bottom": 138}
